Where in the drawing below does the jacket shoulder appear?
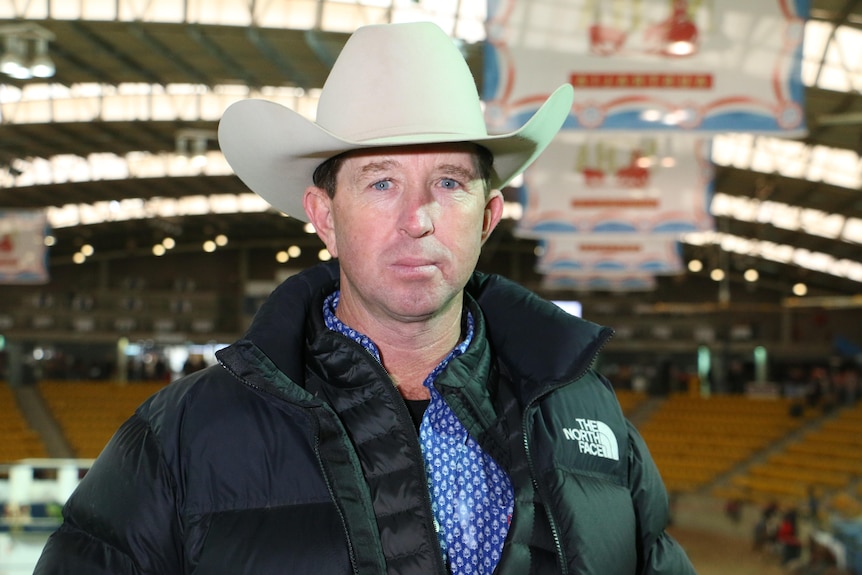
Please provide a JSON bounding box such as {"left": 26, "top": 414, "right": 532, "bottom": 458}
{"left": 531, "top": 372, "right": 630, "bottom": 482}
{"left": 467, "top": 272, "right": 613, "bottom": 388}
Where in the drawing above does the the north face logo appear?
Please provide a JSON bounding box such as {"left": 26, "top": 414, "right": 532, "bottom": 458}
{"left": 562, "top": 418, "right": 619, "bottom": 461}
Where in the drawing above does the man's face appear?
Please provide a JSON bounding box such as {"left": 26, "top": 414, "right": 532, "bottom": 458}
{"left": 304, "top": 143, "right": 503, "bottom": 325}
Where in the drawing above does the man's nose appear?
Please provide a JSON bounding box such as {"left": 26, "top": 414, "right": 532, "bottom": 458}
{"left": 398, "top": 189, "right": 436, "bottom": 238}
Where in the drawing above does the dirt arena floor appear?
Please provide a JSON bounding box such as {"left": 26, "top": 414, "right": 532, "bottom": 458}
{"left": 670, "top": 493, "right": 796, "bottom": 575}
{"left": 671, "top": 525, "right": 788, "bottom": 575}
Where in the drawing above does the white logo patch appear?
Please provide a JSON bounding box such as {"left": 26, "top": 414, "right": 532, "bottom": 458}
{"left": 562, "top": 418, "right": 619, "bottom": 461}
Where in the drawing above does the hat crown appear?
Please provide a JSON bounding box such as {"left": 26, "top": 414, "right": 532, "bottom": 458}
{"left": 316, "top": 22, "right": 488, "bottom": 142}
{"left": 218, "top": 22, "right": 573, "bottom": 222}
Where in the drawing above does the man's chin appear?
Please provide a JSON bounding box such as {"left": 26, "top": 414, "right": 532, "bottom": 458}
{"left": 385, "top": 290, "right": 464, "bottom": 323}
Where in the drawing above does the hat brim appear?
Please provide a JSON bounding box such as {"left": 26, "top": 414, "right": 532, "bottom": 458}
{"left": 218, "top": 84, "right": 573, "bottom": 223}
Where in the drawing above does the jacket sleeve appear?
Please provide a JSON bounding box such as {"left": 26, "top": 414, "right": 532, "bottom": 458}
{"left": 33, "top": 414, "right": 183, "bottom": 574}
{"left": 627, "top": 421, "right": 698, "bottom": 575}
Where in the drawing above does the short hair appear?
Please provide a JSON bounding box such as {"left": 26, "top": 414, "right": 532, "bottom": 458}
{"left": 312, "top": 144, "right": 494, "bottom": 198}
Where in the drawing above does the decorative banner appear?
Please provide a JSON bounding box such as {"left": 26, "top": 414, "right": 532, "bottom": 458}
{"left": 537, "top": 235, "right": 684, "bottom": 275}
{"left": 541, "top": 272, "right": 658, "bottom": 292}
{"left": 517, "top": 133, "right": 714, "bottom": 236}
{"left": 484, "top": 0, "right": 807, "bottom": 134}
{"left": 0, "top": 210, "right": 49, "bottom": 284}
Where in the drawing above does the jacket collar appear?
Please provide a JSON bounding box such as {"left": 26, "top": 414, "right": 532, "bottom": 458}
{"left": 217, "top": 262, "right": 612, "bottom": 400}
{"left": 466, "top": 272, "right": 613, "bottom": 390}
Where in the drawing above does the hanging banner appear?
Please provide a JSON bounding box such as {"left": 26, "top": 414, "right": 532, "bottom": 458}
{"left": 484, "top": 0, "right": 807, "bottom": 134}
{"left": 541, "top": 272, "right": 658, "bottom": 292}
{"left": 537, "top": 235, "right": 684, "bottom": 275}
{"left": 517, "top": 133, "right": 714, "bottom": 236}
{"left": 0, "top": 210, "right": 49, "bottom": 284}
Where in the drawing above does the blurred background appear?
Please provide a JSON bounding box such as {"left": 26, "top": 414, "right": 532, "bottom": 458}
{"left": 0, "top": 1, "right": 861, "bottom": 573}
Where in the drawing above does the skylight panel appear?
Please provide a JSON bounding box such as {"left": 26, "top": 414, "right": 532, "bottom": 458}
{"left": 683, "top": 231, "right": 862, "bottom": 282}
{"left": 712, "top": 136, "right": 862, "bottom": 191}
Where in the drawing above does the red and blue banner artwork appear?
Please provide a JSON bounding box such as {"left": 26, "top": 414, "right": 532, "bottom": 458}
{"left": 484, "top": 0, "right": 808, "bottom": 134}
{"left": 0, "top": 210, "right": 49, "bottom": 284}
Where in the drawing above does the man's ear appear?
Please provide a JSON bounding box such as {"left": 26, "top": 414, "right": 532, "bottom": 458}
{"left": 303, "top": 186, "right": 338, "bottom": 258}
{"left": 481, "top": 190, "right": 505, "bottom": 244}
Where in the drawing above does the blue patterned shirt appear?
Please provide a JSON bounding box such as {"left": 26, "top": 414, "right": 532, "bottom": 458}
{"left": 323, "top": 291, "right": 514, "bottom": 574}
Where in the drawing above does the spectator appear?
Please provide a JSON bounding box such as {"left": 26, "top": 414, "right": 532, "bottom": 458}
{"left": 753, "top": 501, "right": 780, "bottom": 552}
{"left": 776, "top": 508, "right": 802, "bottom": 565}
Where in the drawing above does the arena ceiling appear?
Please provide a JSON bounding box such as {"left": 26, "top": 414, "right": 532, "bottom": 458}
{"left": 0, "top": 1, "right": 861, "bottom": 307}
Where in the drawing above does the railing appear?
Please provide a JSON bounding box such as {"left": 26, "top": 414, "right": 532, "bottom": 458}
{"left": 0, "top": 458, "right": 94, "bottom": 532}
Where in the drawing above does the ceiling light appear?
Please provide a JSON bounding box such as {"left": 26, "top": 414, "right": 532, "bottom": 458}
{"left": 203, "top": 240, "right": 216, "bottom": 253}
{"left": 744, "top": 269, "right": 759, "bottom": 282}
{"left": 276, "top": 251, "right": 289, "bottom": 263}
{"left": 318, "top": 248, "right": 332, "bottom": 262}
{"left": 162, "top": 237, "right": 175, "bottom": 249}
{"left": 80, "top": 244, "right": 94, "bottom": 257}
{"left": 30, "top": 38, "right": 55, "bottom": 78}
{"left": 191, "top": 137, "right": 208, "bottom": 168}
{"left": 710, "top": 269, "right": 725, "bottom": 281}
{"left": 175, "top": 129, "right": 216, "bottom": 167}
{"left": 152, "top": 244, "right": 166, "bottom": 256}
{"left": 0, "top": 25, "right": 57, "bottom": 80}
{"left": 792, "top": 282, "right": 808, "bottom": 296}
{"left": 687, "top": 259, "right": 703, "bottom": 272}
{"left": 214, "top": 234, "right": 228, "bottom": 246}
{"left": 287, "top": 245, "right": 301, "bottom": 258}
{"left": 7, "top": 63, "right": 31, "bottom": 79}
{"left": 0, "top": 36, "right": 27, "bottom": 77}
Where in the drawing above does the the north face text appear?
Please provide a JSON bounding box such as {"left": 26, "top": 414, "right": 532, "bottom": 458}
{"left": 562, "top": 418, "right": 619, "bottom": 461}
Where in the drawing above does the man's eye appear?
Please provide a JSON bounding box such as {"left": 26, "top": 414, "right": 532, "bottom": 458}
{"left": 372, "top": 180, "right": 392, "bottom": 191}
{"left": 440, "top": 178, "right": 460, "bottom": 189}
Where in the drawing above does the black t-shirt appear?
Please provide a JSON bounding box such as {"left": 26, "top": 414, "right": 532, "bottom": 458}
{"left": 404, "top": 399, "right": 430, "bottom": 432}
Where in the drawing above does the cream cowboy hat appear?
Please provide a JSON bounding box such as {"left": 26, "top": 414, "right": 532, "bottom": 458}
{"left": 218, "top": 21, "right": 573, "bottom": 222}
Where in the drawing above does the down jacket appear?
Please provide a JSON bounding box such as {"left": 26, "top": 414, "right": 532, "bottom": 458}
{"left": 35, "top": 262, "right": 696, "bottom": 575}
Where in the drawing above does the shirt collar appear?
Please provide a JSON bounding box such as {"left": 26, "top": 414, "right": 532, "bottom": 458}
{"left": 322, "top": 290, "right": 473, "bottom": 388}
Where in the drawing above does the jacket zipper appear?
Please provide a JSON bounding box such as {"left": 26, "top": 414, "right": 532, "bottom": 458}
{"left": 520, "top": 328, "right": 614, "bottom": 575}
{"left": 522, "top": 414, "right": 567, "bottom": 575}
{"left": 356, "top": 338, "right": 449, "bottom": 575}
{"left": 304, "top": 333, "right": 447, "bottom": 575}
{"left": 312, "top": 414, "right": 362, "bottom": 575}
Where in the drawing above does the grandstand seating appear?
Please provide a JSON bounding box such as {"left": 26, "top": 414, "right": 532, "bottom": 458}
{"left": 614, "top": 389, "right": 647, "bottom": 417}
{"left": 638, "top": 393, "right": 810, "bottom": 493}
{"left": 716, "top": 402, "right": 862, "bottom": 510}
{"left": 38, "top": 381, "right": 168, "bottom": 459}
{"left": 0, "top": 387, "right": 47, "bottom": 463}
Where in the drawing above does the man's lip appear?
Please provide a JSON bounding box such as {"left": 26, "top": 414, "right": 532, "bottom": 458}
{"left": 390, "top": 259, "right": 437, "bottom": 270}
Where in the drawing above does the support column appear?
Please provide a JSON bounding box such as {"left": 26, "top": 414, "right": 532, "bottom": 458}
{"left": 6, "top": 341, "right": 27, "bottom": 387}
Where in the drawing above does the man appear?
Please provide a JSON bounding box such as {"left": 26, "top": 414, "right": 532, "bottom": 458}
{"left": 35, "top": 22, "right": 695, "bottom": 574}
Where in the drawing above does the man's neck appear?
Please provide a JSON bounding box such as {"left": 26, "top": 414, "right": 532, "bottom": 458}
{"left": 335, "top": 300, "right": 464, "bottom": 400}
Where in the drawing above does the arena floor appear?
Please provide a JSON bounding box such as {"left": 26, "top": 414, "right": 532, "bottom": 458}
{"left": 670, "top": 493, "right": 790, "bottom": 575}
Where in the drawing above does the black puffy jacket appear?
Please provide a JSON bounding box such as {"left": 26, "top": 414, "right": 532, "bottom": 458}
{"left": 35, "top": 263, "right": 695, "bottom": 574}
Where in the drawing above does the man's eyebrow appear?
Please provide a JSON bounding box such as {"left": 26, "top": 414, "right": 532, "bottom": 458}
{"left": 352, "top": 159, "right": 477, "bottom": 183}
{"left": 348, "top": 159, "right": 400, "bottom": 188}
{"left": 437, "top": 163, "right": 478, "bottom": 182}
{"left": 357, "top": 159, "right": 399, "bottom": 177}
